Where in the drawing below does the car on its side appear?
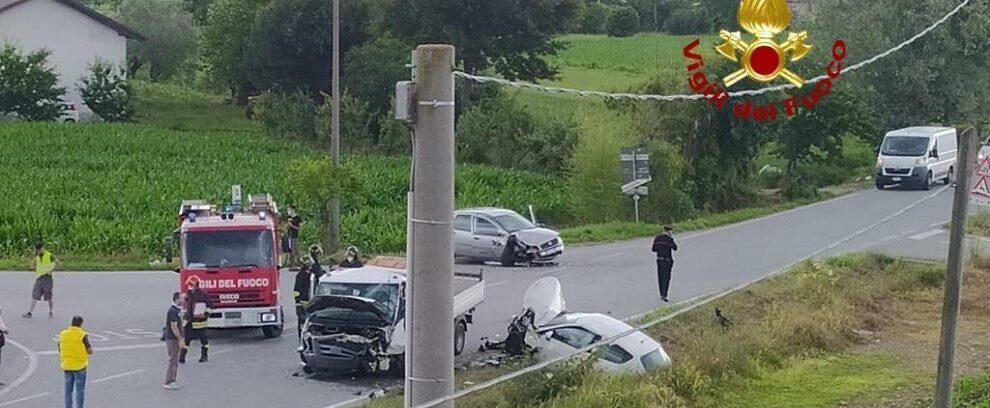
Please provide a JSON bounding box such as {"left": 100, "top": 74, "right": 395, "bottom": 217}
{"left": 524, "top": 277, "right": 672, "bottom": 373}
{"left": 454, "top": 208, "right": 563, "bottom": 266}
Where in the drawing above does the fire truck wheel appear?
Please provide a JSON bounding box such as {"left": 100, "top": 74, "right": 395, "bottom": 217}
{"left": 262, "top": 308, "right": 285, "bottom": 338}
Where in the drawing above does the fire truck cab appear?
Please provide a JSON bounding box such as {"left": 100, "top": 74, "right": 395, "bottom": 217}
{"left": 176, "top": 192, "right": 285, "bottom": 338}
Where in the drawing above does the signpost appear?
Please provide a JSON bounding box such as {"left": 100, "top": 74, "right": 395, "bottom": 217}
{"left": 620, "top": 147, "right": 651, "bottom": 223}
{"left": 231, "top": 184, "right": 242, "bottom": 210}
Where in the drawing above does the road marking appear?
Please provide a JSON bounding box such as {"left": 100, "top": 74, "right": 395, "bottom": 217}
{"left": 37, "top": 342, "right": 163, "bottom": 356}
{"left": 0, "top": 392, "right": 49, "bottom": 407}
{"left": 681, "top": 191, "right": 863, "bottom": 241}
{"left": 910, "top": 229, "right": 944, "bottom": 240}
{"left": 930, "top": 219, "right": 951, "bottom": 228}
{"left": 486, "top": 281, "right": 507, "bottom": 288}
{"left": 0, "top": 339, "right": 38, "bottom": 400}
{"left": 881, "top": 235, "right": 898, "bottom": 242}
{"left": 92, "top": 369, "right": 144, "bottom": 384}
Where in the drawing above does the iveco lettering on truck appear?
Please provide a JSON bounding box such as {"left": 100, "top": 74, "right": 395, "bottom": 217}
{"left": 174, "top": 188, "right": 285, "bottom": 338}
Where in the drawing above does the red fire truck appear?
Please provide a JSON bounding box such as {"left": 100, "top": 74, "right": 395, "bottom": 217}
{"left": 175, "top": 191, "right": 285, "bottom": 338}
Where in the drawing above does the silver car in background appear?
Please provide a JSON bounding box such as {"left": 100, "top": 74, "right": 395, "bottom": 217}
{"left": 454, "top": 208, "right": 563, "bottom": 266}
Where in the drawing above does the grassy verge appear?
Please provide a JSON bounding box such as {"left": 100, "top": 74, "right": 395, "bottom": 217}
{"left": 967, "top": 209, "right": 990, "bottom": 237}
{"left": 560, "top": 195, "right": 828, "bottom": 245}
{"left": 0, "top": 253, "right": 176, "bottom": 271}
{"left": 369, "top": 253, "right": 956, "bottom": 407}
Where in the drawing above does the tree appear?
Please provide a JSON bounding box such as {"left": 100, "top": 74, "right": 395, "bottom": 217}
{"left": 245, "top": 0, "right": 371, "bottom": 95}
{"left": 79, "top": 61, "right": 135, "bottom": 122}
{"left": 119, "top": 0, "right": 197, "bottom": 81}
{"left": 182, "top": 0, "right": 213, "bottom": 25}
{"left": 0, "top": 45, "right": 65, "bottom": 121}
{"left": 577, "top": 2, "right": 609, "bottom": 34}
{"left": 376, "top": 0, "right": 581, "bottom": 82}
{"left": 199, "top": 0, "right": 265, "bottom": 104}
{"left": 344, "top": 36, "right": 411, "bottom": 116}
{"left": 606, "top": 5, "right": 640, "bottom": 37}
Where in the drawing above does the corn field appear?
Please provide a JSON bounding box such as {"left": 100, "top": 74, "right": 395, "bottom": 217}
{"left": 0, "top": 123, "right": 570, "bottom": 258}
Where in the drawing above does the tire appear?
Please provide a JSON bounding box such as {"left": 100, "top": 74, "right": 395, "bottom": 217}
{"left": 454, "top": 320, "right": 467, "bottom": 356}
{"left": 262, "top": 307, "right": 285, "bottom": 338}
{"left": 944, "top": 167, "right": 954, "bottom": 185}
{"left": 922, "top": 171, "right": 933, "bottom": 190}
{"left": 875, "top": 179, "right": 884, "bottom": 190}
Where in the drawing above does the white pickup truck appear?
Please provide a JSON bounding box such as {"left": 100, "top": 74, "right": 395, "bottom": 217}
{"left": 299, "top": 257, "right": 485, "bottom": 374}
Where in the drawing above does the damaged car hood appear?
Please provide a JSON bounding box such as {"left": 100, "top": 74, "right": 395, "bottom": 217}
{"left": 514, "top": 228, "right": 559, "bottom": 246}
{"left": 306, "top": 295, "right": 393, "bottom": 324}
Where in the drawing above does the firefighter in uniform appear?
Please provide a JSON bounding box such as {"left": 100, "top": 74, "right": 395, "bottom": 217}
{"left": 180, "top": 276, "right": 213, "bottom": 363}
{"left": 293, "top": 256, "right": 314, "bottom": 339}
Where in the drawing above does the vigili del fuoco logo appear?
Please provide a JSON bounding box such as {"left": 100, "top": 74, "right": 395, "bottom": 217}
{"left": 682, "top": 0, "right": 847, "bottom": 121}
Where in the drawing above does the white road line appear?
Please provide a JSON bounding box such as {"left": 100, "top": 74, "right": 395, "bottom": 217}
{"left": 930, "top": 219, "right": 951, "bottom": 228}
{"left": 37, "top": 342, "right": 163, "bottom": 356}
{"left": 0, "top": 339, "right": 38, "bottom": 400}
{"left": 0, "top": 392, "right": 49, "bottom": 407}
{"left": 486, "top": 281, "right": 507, "bottom": 288}
{"left": 92, "top": 369, "right": 144, "bottom": 384}
{"left": 880, "top": 235, "right": 898, "bottom": 242}
{"left": 910, "top": 229, "right": 944, "bottom": 240}
{"left": 681, "top": 191, "right": 863, "bottom": 241}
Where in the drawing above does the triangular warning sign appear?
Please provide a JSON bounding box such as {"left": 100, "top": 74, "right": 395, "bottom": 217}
{"left": 971, "top": 175, "right": 990, "bottom": 198}
{"left": 977, "top": 155, "right": 990, "bottom": 177}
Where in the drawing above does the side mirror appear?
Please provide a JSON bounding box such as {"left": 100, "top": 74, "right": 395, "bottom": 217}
{"left": 930, "top": 149, "right": 939, "bottom": 158}
{"left": 874, "top": 145, "right": 881, "bottom": 155}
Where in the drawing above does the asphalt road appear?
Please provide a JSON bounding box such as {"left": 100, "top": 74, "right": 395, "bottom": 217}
{"left": 0, "top": 184, "right": 961, "bottom": 407}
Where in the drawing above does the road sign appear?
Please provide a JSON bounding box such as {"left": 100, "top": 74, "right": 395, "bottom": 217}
{"left": 621, "top": 178, "right": 651, "bottom": 195}
{"left": 971, "top": 155, "right": 990, "bottom": 206}
{"left": 621, "top": 147, "right": 651, "bottom": 183}
{"left": 231, "top": 185, "right": 242, "bottom": 209}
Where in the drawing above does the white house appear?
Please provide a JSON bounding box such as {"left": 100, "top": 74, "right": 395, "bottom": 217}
{"left": 0, "top": 0, "right": 142, "bottom": 119}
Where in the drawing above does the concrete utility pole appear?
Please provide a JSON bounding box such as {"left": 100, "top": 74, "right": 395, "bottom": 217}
{"left": 934, "top": 127, "right": 979, "bottom": 408}
{"left": 405, "top": 44, "right": 456, "bottom": 408}
{"left": 329, "top": 0, "right": 341, "bottom": 253}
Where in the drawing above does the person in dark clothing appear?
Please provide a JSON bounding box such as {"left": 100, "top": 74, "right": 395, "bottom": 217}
{"left": 293, "top": 256, "right": 314, "bottom": 339}
{"left": 338, "top": 246, "right": 363, "bottom": 269}
{"left": 308, "top": 244, "right": 326, "bottom": 282}
{"left": 651, "top": 226, "right": 678, "bottom": 302}
{"left": 162, "top": 292, "right": 185, "bottom": 390}
{"left": 286, "top": 206, "right": 303, "bottom": 267}
{"left": 180, "top": 276, "right": 213, "bottom": 363}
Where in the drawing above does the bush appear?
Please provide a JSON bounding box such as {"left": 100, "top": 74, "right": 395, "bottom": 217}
{"left": 253, "top": 91, "right": 317, "bottom": 141}
{"left": 79, "top": 61, "right": 135, "bottom": 122}
{"left": 344, "top": 36, "right": 410, "bottom": 116}
{"left": 0, "top": 44, "right": 65, "bottom": 121}
{"left": 456, "top": 93, "right": 578, "bottom": 175}
{"left": 606, "top": 6, "right": 640, "bottom": 37}
{"left": 577, "top": 2, "right": 609, "bottom": 34}
{"left": 662, "top": 8, "right": 708, "bottom": 35}
{"left": 316, "top": 93, "right": 376, "bottom": 153}
{"left": 118, "top": 0, "right": 197, "bottom": 81}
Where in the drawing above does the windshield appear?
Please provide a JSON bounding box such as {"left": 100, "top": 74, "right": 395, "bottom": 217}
{"left": 183, "top": 229, "right": 275, "bottom": 268}
{"left": 494, "top": 212, "right": 536, "bottom": 233}
{"left": 316, "top": 282, "right": 400, "bottom": 319}
{"left": 881, "top": 136, "right": 930, "bottom": 157}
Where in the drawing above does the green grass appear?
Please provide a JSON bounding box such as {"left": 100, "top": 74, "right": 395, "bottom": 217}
{"left": 955, "top": 370, "right": 990, "bottom": 407}
{"left": 131, "top": 80, "right": 257, "bottom": 132}
{"left": 0, "top": 253, "right": 175, "bottom": 272}
{"left": 548, "top": 34, "right": 719, "bottom": 81}
{"left": 720, "top": 354, "right": 915, "bottom": 408}
{"left": 560, "top": 195, "right": 828, "bottom": 245}
{"left": 968, "top": 210, "right": 990, "bottom": 237}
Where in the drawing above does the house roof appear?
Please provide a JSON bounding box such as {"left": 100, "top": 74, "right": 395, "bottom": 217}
{"left": 0, "top": 0, "right": 145, "bottom": 40}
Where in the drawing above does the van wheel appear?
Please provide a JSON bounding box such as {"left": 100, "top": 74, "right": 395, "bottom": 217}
{"left": 944, "top": 167, "right": 954, "bottom": 185}
{"left": 922, "top": 172, "right": 933, "bottom": 190}
{"left": 454, "top": 320, "right": 467, "bottom": 356}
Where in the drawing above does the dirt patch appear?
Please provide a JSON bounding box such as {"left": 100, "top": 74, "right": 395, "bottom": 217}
{"left": 847, "top": 261, "right": 990, "bottom": 407}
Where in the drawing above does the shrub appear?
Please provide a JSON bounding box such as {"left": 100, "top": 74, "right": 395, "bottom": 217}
{"left": 253, "top": 91, "right": 317, "bottom": 141}
{"left": 456, "top": 93, "right": 578, "bottom": 175}
{"left": 0, "top": 44, "right": 65, "bottom": 121}
{"left": 79, "top": 61, "right": 135, "bottom": 122}
{"left": 662, "top": 8, "right": 708, "bottom": 35}
{"left": 577, "top": 2, "right": 609, "bottom": 34}
{"left": 606, "top": 6, "right": 640, "bottom": 37}
{"left": 316, "top": 93, "right": 376, "bottom": 153}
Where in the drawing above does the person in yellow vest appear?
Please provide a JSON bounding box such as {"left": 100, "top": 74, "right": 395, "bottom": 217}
{"left": 59, "top": 316, "right": 92, "bottom": 408}
{"left": 23, "top": 242, "right": 59, "bottom": 319}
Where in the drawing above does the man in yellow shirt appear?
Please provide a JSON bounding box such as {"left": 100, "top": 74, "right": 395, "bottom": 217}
{"left": 59, "top": 316, "right": 93, "bottom": 408}
{"left": 24, "top": 242, "right": 59, "bottom": 319}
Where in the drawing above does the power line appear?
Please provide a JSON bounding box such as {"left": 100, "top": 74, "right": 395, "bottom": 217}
{"left": 454, "top": 0, "right": 972, "bottom": 102}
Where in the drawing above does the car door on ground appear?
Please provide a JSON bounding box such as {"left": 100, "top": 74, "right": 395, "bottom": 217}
{"left": 472, "top": 217, "right": 504, "bottom": 261}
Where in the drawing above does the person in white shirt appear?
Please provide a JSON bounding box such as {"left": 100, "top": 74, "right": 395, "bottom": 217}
{"left": 0, "top": 308, "right": 10, "bottom": 387}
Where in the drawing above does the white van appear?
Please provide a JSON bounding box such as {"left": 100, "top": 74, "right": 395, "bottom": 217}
{"left": 875, "top": 127, "right": 957, "bottom": 190}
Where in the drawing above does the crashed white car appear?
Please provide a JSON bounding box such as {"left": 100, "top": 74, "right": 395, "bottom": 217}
{"left": 523, "top": 277, "right": 672, "bottom": 373}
